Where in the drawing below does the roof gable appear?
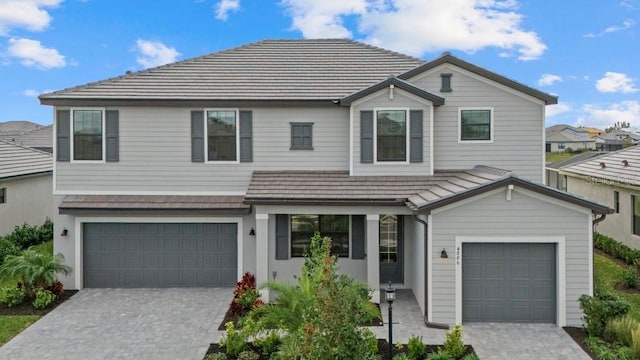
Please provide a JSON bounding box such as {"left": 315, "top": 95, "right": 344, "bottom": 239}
{"left": 398, "top": 53, "right": 558, "bottom": 105}
{"left": 339, "top": 77, "right": 445, "bottom": 106}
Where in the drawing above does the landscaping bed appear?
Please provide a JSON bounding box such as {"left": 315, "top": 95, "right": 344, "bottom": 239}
{"left": 0, "top": 289, "right": 77, "bottom": 316}
{"left": 563, "top": 327, "right": 596, "bottom": 360}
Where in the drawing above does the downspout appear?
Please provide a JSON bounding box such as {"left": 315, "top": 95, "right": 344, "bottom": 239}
{"left": 592, "top": 213, "right": 607, "bottom": 295}
{"left": 413, "top": 214, "right": 449, "bottom": 330}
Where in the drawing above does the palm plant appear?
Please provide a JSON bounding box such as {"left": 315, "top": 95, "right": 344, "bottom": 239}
{"left": 0, "top": 249, "right": 71, "bottom": 297}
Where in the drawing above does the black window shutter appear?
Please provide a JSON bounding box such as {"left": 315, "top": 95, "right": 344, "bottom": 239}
{"left": 191, "top": 111, "right": 205, "bottom": 162}
{"left": 275, "top": 214, "right": 289, "bottom": 260}
{"left": 239, "top": 111, "right": 253, "bottom": 162}
{"left": 351, "top": 215, "right": 366, "bottom": 259}
{"left": 360, "top": 111, "right": 374, "bottom": 163}
{"left": 105, "top": 110, "right": 119, "bottom": 162}
{"left": 56, "top": 110, "right": 70, "bottom": 162}
{"left": 410, "top": 110, "right": 423, "bottom": 163}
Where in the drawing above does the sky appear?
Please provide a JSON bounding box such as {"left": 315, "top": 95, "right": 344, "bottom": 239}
{"left": 0, "top": 0, "right": 638, "bottom": 129}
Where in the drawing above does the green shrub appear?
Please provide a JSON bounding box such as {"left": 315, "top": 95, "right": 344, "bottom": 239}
{"left": 440, "top": 325, "right": 465, "bottom": 359}
{"left": 237, "top": 350, "right": 260, "bottom": 360}
{"left": 0, "top": 237, "right": 20, "bottom": 265}
{"left": 32, "top": 289, "right": 56, "bottom": 309}
{"left": 0, "top": 250, "right": 71, "bottom": 298}
{"left": 0, "top": 286, "right": 26, "bottom": 307}
{"left": 362, "top": 328, "right": 378, "bottom": 356}
{"left": 220, "top": 321, "right": 247, "bottom": 357}
{"left": 426, "top": 350, "right": 453, "bottom": 360}
{"left": 407, "top": 335, "right": 426, "bottom": 360}
{"left": 580, "top": 292, "right": 630, "bottom": 336}
{"left": 461, "top": 354, "right": 480, "bottom": 360}
{"left": 254, "top": 331, "right": 281, "bottom": 355}
{"left": 623, "top": 266, "right": 638, "bottom": 289}
{"left": 37, "top": 219, "right": 53, "bottom": 245}
{"left": 595, "top": 233, "right": 640, "bottom": 266}
{"left": 204, "top": 353, "right": 227, "bottom": 360}
{"left": 5, "top": 223, "right": 40, "bottom": 249}
{"left": 393, "top": 354, "right": 410, "bottom": 360}
{"left": 605, "top": 315, "right": 639, "bottom": 346}
{"left": 632, "top": 328, "right": 640, "bottom": 360}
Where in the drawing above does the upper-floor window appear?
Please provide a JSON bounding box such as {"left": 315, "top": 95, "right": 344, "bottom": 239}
{"left": 206, "top": 109, "right": 239, "bottom": 162}
{"left": 72, "top": 109, "right": 104, "bottom": 161}
{"left": 459, "top": 107, "right": 493, "bottom": 142}
{"left": 614, "top": 191, "right": 620, "bottom": 213}
{"left": 290, "top": 214, "right": 349, "bottom": 257}
{"left": 376, "top": 109, "right": 408, "bottom": 162}
{"left": 0, "top": 188, "right": 5, "bottom": 204}
{"left": 290, "top": 122, "right": 313, "bottom": 150}
{"left": 633, "top": 195, "right": 640, "bottom": 236}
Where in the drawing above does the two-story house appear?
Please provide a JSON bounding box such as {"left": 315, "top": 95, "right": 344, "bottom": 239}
{"left": 39, "top": 39, "right": 611, "bottom": 328}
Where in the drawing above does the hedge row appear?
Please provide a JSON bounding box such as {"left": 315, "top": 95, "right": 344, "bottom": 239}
{"left": 0, "top": 219, "right": 53, "bottom": 264}
{"left": 594, "top": 232, "right": 640, "bottom": 266}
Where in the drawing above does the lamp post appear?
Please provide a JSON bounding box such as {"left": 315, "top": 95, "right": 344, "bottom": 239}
{"left": 385, "top": 281, "right": 396, "bottom": 360}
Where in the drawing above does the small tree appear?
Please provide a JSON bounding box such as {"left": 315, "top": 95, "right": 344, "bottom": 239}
{"left": 0, "top": 250, "right": 71, "bottom": 297}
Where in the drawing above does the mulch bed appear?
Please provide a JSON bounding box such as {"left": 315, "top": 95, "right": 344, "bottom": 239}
{"left": 563, "top": 327, "right": 596, "bottom": 360}
{"left": 204, "top": 340, "right": 477, "bottom": 360}
{"left": 0, "top": 290, "right": 78, "bottom": 316}
{"left": 217, "top": 302, "right": 383, "bottom": 330}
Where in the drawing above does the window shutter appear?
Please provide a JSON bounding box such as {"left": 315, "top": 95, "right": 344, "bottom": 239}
{"left": 105, "top": 110, "right": 119, "bottom": 162}
{"left": 239, "top": 110, "right": 253, "bottom": 162}
{"left": 351, "top": 215, "right": 366, "bottom": 259}
{"left": 410, "top": 110, "right": 423, "bottom": 163}
{"left": 191, "top": 111, "right": 204, "bottom": 162}
{"left": 56, "top": 110, "right": 70, "bottom": 162}
{"left": 275, "top": 214, "right": 289, "bottom": 260}
{"left": 440, "top": 73, "right": 453, "bottom": 92}
{"left": 360, "top": 111, "right": 374, "bottom": 163}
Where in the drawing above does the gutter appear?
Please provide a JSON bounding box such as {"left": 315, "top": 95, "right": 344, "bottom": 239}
{"left": 413, "top": 214, "right": 449, "bottom": 330}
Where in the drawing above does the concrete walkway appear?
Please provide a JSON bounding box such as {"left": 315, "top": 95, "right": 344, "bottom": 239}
{"left": 0, "top": 288, "right": 591, "bottom": 360}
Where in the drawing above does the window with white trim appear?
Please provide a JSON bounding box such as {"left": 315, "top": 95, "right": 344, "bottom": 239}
{"left": 206, "top": 110, "right": 238, "bottom": 162}
{"left": 459, "top": 108, "right": 492, "bottom": 142}
{"left": 72, "top": 109, "right": 104, "bottom": 161}
{"left": 376, "top": 109, "right": 407, "bottom": 162}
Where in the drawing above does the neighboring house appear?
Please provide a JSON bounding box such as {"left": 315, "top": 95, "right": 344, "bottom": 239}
{"left": 0, "top": 141, "right": 53, "bottom": 236}
{"left": 545, "top": 125, "right": 596, "bottom": 152}
{"left": 560, "top": 146, "right": 640, "bottom": 249}
{"left": 39, "top": 39, "right": 611, "bottom": 327}
{"left": 546, "top": 152, "right": 604, "bottom": 190}
{"left": 579, "top": 127, "right": 604, "bottom": 138}
{"left": 0, "top": 121, "right": 53, "bottom": 153}
{"left": 595, "top": 133, "right": 626, "bottom": 152}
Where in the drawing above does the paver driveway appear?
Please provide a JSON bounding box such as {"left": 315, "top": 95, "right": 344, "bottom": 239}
{"left": 0, "top": 288, "right": 232, "bottom": 360}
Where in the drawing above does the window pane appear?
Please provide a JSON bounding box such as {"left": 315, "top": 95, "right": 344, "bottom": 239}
{"left": 290, "top": 215, "right": 349, "bottom": 257}
{"left": 207, "top": 111, "right": 237, "bottom": 161}
{"left": 461, "top": 110, "right": 491, "bottom": 141}
{"left": 634, "top": 196, "right": 640, "bottom": 236}
{"left": 379, "top": 214, "right": 398, "bottom": 263}
{"left": 0, "top": 188, "right": 5, "bottom": 203}
{"left": 73, "top": 110, "right": 103, "bottom": 160}
{"left": 377, "top": 110, "right": 406, "bottom": 161}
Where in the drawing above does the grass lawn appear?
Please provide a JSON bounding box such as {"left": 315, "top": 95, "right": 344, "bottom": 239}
{"left": 595, "top": 252, "right": 640, "bottom": 320}
{"left": 0, "top": 240, "right": 53, "bottom": 346}
{"left": 545, "top": 152, "right": 573, "bottom": 163}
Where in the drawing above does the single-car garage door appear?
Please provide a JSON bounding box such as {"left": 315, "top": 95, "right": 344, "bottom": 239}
{"left": 462, "top": 243, "right": 556, "bottom": 323}
{"left": 83, "top": 223, "right": 237, "bottom": 288}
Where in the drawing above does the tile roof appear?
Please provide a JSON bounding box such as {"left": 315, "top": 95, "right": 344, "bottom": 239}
{"left": 0, "top": 125, "right": 53, "bottom": 152}
{"left": 40, "top": 39, "right": 424, "bottom": 102}
{"left": 0, "top": 140, "right": 52, "bottom": 179}
{"left": 561, "top": 145, "right": 640, "bottom": 186}
{"left": 546, "top": 152, "right": 604, "bottom": 170}
{"left": 58, "top": 195, "right": 250, "bottom": 214}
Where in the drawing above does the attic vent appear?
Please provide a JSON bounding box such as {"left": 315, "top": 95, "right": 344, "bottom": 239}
{"left": 600, "top": 162, "right": 606, "bottom": 169}
{"left": 440, "top": 73, "right": 452, "bottom": 93}
{"left": 623, "top": 160, "right": 629, "bottom": 167}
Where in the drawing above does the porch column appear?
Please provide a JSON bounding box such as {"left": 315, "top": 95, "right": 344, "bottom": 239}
{"left": 366, "top": 214, "right": 380, "bottom": 303}
{"left": 255, "top": 213, "right": 270, "bottom": 300}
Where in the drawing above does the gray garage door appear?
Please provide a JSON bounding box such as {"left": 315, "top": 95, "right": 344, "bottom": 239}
{"left": 462, "top": 243, "right": 556, "bottom": 323}
{"left": 83, "top": 223, "right": 237, "bottom": 288}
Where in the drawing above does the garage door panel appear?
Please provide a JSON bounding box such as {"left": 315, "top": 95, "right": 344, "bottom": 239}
{"left": 462, "top": 243, "right": 556, "bottom": 323}
{"left": 83, "top": 223, "right": 237, "bottom": 288}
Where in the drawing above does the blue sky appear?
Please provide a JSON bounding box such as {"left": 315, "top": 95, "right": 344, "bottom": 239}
{"left": 0, "top": 0, "right": 638, "bottom": 128}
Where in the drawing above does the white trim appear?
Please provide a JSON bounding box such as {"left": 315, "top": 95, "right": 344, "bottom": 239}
{"left": 256, "top": 213, "right": 269, "bottom": 220}
{"left": 427, "top": 214, "right": 433, "bottom": 321}
{"left": 588, "top": 214, "right": 594, "bottom": 296}
{"left": 542, "top": 106, "right": 546, "bottom": 185}
{"left": 373, "top": 107, "right": 411, "bottom": 165}
{"left": 514, "top": 187, "right": 592, "bottom": 215}
{"left": 70, "top": 107, "right": 106, "bottom": 163}
{"left": 350, "top": 87, "right": 437, "bottom": 108}
{"left": 73, "top": 216, "right": 244, "bottom": 290}
{"left": 454, "top": 236, "right": 566, "bottom": 326}
{"left": 457, "top": 107, "right": 494, "bottom": 144}
{"left": 349, "top": 105, "right": 354, "bottom": 176}
{"left": 429, "top": 104, "right": 434, "bottom": 176}
{"left": 53, "top": 190, "right": 246, "bottom": 196}
{"left": 366, "top": 214, "right": 380, "bottom": 221}
{"left": 53, "top": 107, "right": 57, "bottom": 192}
{"left": 204, "top": 108, "right": 240, "bottom": 164}
{"left": 430, "top": 187, "right": 504, "bottom": 215}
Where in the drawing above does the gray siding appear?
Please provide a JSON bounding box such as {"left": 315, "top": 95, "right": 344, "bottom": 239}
{"left": 55, "top": 106, "right": 349, "bottom": 193}
{"left": 0, "top": 174, "right": 53, "bottom": 236}
{"left": 352, "top": 89, "right": 432, "bottom": 176}
{"left": 407, "top": 66, "right": 544, "bottom": 182}
{"left": 431, "top": 188, "right": 590, "bottom": 326}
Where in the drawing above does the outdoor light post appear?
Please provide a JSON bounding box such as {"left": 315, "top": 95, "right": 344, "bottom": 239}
{"left": 385, "top": 281, "right": 396, "bottom": 359}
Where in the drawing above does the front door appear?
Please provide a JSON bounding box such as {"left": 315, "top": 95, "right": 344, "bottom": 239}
{"left": 379, "top": 215, "right": 403, "bottom": 283}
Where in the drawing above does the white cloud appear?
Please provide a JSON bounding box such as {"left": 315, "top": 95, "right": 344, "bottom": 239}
{"left": 537, "top": 74, "right": 562, "bottom": 87}
{"left": 596, "top": 72, "right": 638, "bottom": 93}
{"left": 280, "top": 0, "right": 547, "bottom": 60}
{"left": 584, "top": 19, "right": 635, "bottom": 37}
{"left": 215, "top": 0, "right": 240, "bottom": 20}
{"left": 135, "top": 39, "right": 180, "bottom": 68}
{"left": 23, "top": 89, "right": 39, "bottom": 97}
{"left": 0, "top": 0, "right": 62, "bottom": 35}
{"left": 576, "top": 101, "right": 640, "bottom": 129}
{"left": 7, "top": 38, "right": 66, "bottom": 69}
{"left": 546, "top": 103, "right": 571, "bottom": 118}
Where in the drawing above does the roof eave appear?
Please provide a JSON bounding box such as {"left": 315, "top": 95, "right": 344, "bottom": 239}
{"left": 340, "top": 77, "right": 445, "bottom": 106}
{"left": 243, "top": 198, "right": 407, "bottom": 206}
{"left": 39, "top": 98, "right": 341, "bottom": 107}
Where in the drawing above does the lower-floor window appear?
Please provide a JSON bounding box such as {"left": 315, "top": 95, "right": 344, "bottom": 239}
{"left": 633, "top": 195, "right": 640, "bottom": 236}
{"left": 0, "top": 188, "right": 5, "bottom": 203}
{"left": 290, "top": 215, "right": 349, "bottom": 257}
{"left": 379, "top": 215, "right": 398, "bottom": 263}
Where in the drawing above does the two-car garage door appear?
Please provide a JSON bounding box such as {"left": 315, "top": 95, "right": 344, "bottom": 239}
{"left": 83, "top": 223, "right": 237, "bottom": 288}
{"left": 462, "top": 243, "right": 556, "bottom": 323}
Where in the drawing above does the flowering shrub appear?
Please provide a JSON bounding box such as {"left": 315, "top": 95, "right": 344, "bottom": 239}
{"left": 230, "top": 272, "right": 262, "bottom": 314}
